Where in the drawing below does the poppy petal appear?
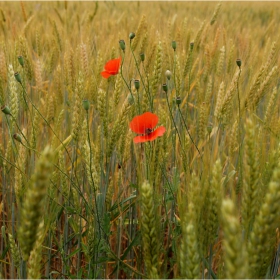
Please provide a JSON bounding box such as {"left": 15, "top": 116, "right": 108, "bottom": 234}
{"left": 130, "top": 112, "right": 159, "bottom": 134}
{"left": 133, "top": 126, "right": 166, "bottom": 143}
{"left": 101, "top": 71, "right": 111, "bottom": 78}
{"left": 104, "top": 57, "right": 121, "bottom": 75}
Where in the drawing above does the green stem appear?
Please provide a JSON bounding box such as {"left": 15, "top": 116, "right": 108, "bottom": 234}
{"left": 202, "top": 257, "right": 217, "bottom": 279}
{"left": 20, "top": 79, "right": 36, "bottom": 144}
{"left": 186, "top": 47, "right": 193, "bottom": 119}
{"left": 129, "top": 40, "right": 153, "bottom": 111}
{"left": 0, "top": 154, "right": 25, "bottom": 175}
{"left": 165, "top": 92, "right": 182, "bottom": 145}
{"left": 164, "top": 91, "right": 188, "bottom": 164}
{"left": 136, "top": 88, "right": 141, "bottom": 115}
{"left": 10, "top": 114, "right": 29, "bottom": 144}
{"left": 236, "top": 68, "right": 243, "bottom": 194}
{"left": 119, "top": 51, "right": 134, "bottom": 101}
{"left": 173, "top": 50, "right": 177, "bottom": 98}
{"left": 86, "top": 110, "right": 103, "bottom": 246}
{"left": 18, "top": 81, "right": 79, "bottom": 185}
{"left": 109, "top": 246, "right": 146, "bottom": 278}
{"left": 177, "top": 105, "right": 201, "bottom": 157}
{"left": 4, "top": 115, "right": 18, "bottom": 156}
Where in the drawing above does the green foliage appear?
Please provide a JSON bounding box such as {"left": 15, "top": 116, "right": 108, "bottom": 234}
{"left": 1, "top": 1, "right": 280, "bottom": 279}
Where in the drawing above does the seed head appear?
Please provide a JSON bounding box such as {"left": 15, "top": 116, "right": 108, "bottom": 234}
{"left": 162, "top": 83, "right": 168, "bottom": 93}
{"left": 1, "top": 105, "right": 11, "bottom": 115}
{"left": 13, "top": 133, "right": 22, "bottom": 143}
{"left": 236, "top": 58, "right": 242, "bottom": 69}
{"left": 172, "top": 40, "right": 177, "bottom": 51}
{"left": 119, "top": 40, "right": 126, "bottom": 51}
{"left": 18, "top": 56, "right": 24, "bottom": 67}
{"left": 134, "top": 79, "right": 140, "bottom": 90}
{"left": 14, "top": 72, "right": 22, "bottom": 84}
{"left": 140, "top": 53, "right": 145, "bottom": 62}
{"left": 83, "top": 100, "right": 90, "bottom": 111}
{"left": 165, "top": 70, "right": 172, "bottom": 80}
{"left": 176, "top": 96, "right": 182, "bottom": 105}
{"left": 190, "top": 42, "right": 194, "bottom": 51}
{"left": 127, "top": 93, "right": 134, "bottom": 105}
{"left": 129, "top": 32, "right": 135, "bottom": 40}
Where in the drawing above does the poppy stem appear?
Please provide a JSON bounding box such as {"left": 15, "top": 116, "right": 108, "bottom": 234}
{"left": 164, "top": 91, "right": 188, "bottom": 162}
{"left": 129, "top": 40, "right": 153, "bottom": 111}
{"left": 136, "top": 88, "right": 141, "bottom": 115}
{"left": 16, "top": 76, "right": 36, "bottom": 146}
{"left": 18, "top": 141, "right": 39, "bottom": 154}
{"left": 130, "top": 79, "right": 141, "bottom": 114}
{"left": 173, "top": 50, "right": 177, "bottom": 98}
{"left": 8, "top": 113, "right": 30, "bottom": 145}
{"left": 119, "top": 52, "right": 135, "bottom": 102}
{"left": 18, "top": 82, "right": 77, "bottom": 177}
{"left": 236, "top": 67, "right": 243, "bottom": 194}
{"left": 177, "top": 105, "right": 202, "bottom": 158}
{"left": 4, "top": 114, "right": 18, "bottom": 158}
{"left": 86, "top": 109, "right": 103, "bottom": 253}
{"left": 185, "top": 44, "right": 194, "bottom": 120}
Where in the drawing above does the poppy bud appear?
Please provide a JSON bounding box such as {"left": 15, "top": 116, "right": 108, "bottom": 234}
{"left": 1, "top": 104, "right": 11, "bottom": 115}
{"left": 14, "top": 72, "right": 22, "bottom": 84}
{"left": 13, "top": 133, "right": 22, "bottom": 143}
{"left": 236, "top": 59, "right": 242, "bottom": 68}
{"left": 119, "top": 40, "right": 126, "bottom": 51}
{"left": 18, "top": 56, "right": 24, "bottom": 67}
{"left": 165, "top": 70, "right": 172, "bottom": 80}
{"left": 207, "top": 124, "right": 213, "bottom": 135}
{"left": 134, "top": 79, "right": 140, "bottom": 90}
{"left": 190, "top": 42, "right": 194, "bottom": 51}
{"left": 140, "top": 53, "right": 145, "bottom": 62}
{"left": 176, "top": 96, "right": 181, "bottom": 105}
{"left": 127, "top": 93, "right": 134, "bottom": 105}
{"left": 172, "top": 40, "right": 177, "bottom": 51}
{"left": 129, "top": 32, "right": 135, "bottom": 40}
{"left": 83, "top": 100, "right": 90, "bottom": 111}
{"left": 162, "top": 83, "right": 168, "bottom": 93}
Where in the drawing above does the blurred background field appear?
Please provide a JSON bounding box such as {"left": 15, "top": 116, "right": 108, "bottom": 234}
{"left": 1, "top": 1, "right": 280, "bottom": 279}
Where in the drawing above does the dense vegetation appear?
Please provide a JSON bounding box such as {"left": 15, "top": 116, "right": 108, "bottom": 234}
{"left": 1, "top": 1, "right": 280, "bottom": 279}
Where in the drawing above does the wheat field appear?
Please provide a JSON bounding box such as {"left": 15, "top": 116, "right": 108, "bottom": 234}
{"left": 1, "top": 1, "right": 280, "bottom": 279}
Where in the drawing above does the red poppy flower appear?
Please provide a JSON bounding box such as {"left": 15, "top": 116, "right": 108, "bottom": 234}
{"left": 101, "top": 57, "right": 121, "bottom": 78}
{"left": 130, "top": 112, "right": 166, "bottom": 143}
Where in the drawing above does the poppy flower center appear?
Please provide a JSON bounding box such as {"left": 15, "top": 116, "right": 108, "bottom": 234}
{"left": 145, "top": 128, "right": 153, "bottom": 135}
